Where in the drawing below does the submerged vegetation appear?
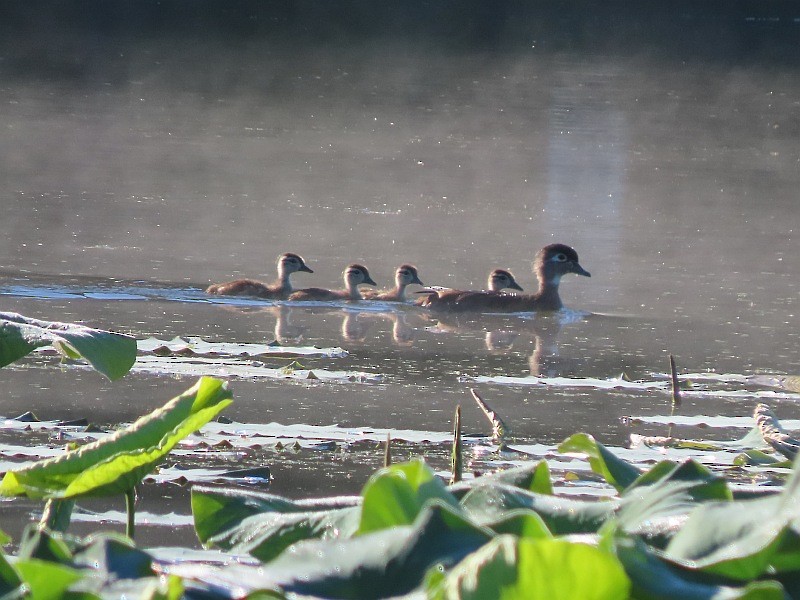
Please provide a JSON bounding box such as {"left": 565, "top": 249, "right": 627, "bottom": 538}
{"left": 2, "top": 313, "right": 800, "bottom": 597}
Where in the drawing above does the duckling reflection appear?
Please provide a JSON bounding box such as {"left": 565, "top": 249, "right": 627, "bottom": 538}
{"left": 267, "top": 305, "right": 307, "bottom": 344}
{"left": 341, "top": 311, "right": 372, "bottom": 342}
{"left": 289, "top": 264, "right": 377, "bottom": 301}
{"left": 340, "top": 309, "right": 419, "bottom": 346}
{"left": 484, "top": 329, "right": 520, "bottom": 352}
{"left": 424, "top": 310, "right": 579, "bottom": 377}
{"left": 206, "top": 252, "right": 313, "bottom": 298}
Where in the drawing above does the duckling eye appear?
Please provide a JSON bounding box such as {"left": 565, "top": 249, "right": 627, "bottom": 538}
{"left": 553, "top": 253, "right": 568, "bottom": 262}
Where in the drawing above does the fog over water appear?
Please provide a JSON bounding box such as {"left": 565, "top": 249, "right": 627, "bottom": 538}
{"left": 0, "top": 2, "right": 799, "bottom": 542}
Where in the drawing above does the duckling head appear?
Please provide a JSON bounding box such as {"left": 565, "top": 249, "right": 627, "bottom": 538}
{"left": 396, "top": 264, "right": 424, "bottom": 288}
{"left": 534, "top": 244, "right": 591, "bottom": 285}
{"left": 278, "top": 252, "right": 314, "bottom": 274}
{"left": 345, "top": 264, "right": 378, "bottom": 287}
{"left": 488, "top": 269, "right": 523, "bottom": 292}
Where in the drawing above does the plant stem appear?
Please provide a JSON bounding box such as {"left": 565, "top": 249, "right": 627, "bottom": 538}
{"left": 384, "top": 433, "right": 392, "bottom": 467}
{"left": 40, "top": 499, "right": 75, "bottom": 532}
{"left": 125, "top": 487, "right": 136, "bottom": 539}
{"left": 451, "top": 404, "right": 462, "bottom": 485}
{"left": 669, "top": 354, "right": 682, "bottom": 409}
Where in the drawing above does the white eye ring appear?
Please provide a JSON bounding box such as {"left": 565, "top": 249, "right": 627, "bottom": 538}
{"left": 553, "top": 253, "right": 568, "bottom": 262}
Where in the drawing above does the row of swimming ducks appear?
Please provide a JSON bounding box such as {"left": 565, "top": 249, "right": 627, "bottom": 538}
{"left": 206, "top": 243, "right": 590, "bottom": 312}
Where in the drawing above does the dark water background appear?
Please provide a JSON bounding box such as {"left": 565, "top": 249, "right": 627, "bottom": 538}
{"left": 1, "top": 1, "right": 798, "bottom": 546}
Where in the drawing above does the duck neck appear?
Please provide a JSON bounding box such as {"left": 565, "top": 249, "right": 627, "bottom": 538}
{"left": 345, "top": 280, "right": 363, "bottom": 300}
{"left": 393, "top": 281, "right": 407, "bottom": 300}
{"left": 534, "top": 278, "right": 563, "bottom": 311}
{"left": 276, "top": 268, "right": 293, "bottom": 293}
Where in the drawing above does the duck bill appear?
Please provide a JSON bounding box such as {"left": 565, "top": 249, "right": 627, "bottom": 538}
{"left": 412, "top": 276, "right": 424, "bottom": 286}
{"left": 572, "top": 263, "right": 591, "bottom": 277}
{"left": 300, "top": 265, "right": 314, "bottom": 273}
{"left": 364, "top": 276, "right": 378, "bottom": 287}
{"left": 509, "top": 281, "right": 524, "bottom": 291}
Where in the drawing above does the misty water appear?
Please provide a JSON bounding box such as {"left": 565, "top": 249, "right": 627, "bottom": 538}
{"left": 1, "top": 6, "right": 799, "bottom": 546}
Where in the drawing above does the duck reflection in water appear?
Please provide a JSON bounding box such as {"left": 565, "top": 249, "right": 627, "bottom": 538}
{"left": 426, "top": 310, "right": 582, "bottom": 378}
{"left": 267, "top": 305, "right": 307, "bottom": 344}
{"left": 341, "top": 309, "right": 418, "bottom": 346}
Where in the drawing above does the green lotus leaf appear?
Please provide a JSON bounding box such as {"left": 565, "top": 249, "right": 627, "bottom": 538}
{"left": 0, "top": 377, "right": 232, "bottom": 499}
{"left": 427, "top": 535, "right": 630, "bottom": 600}
{"left": 0, "top": 312, "right": 136, "bottom": 380}
{"left": 358, "top": 458, "right": 461, "bottom": 534}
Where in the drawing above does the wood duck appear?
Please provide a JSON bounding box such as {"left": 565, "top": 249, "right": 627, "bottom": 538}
{"left": 415, "top": 267, "right": 523, "bottom": 309}
{"left": 420, "top": 244, "right": 590, "bottom": 312}
{"left": 205, "top": 252, "right": 313, "bottom": 299}
{"left": 289, "top": 264, "right": 377, "bottom": 301}
{"left": 362, "top": 264, "right": 424, "bottom": 302}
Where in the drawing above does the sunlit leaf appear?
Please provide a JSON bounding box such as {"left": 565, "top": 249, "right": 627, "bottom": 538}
{"left": 461, "top": 484, "right": 617, "bottom": 534}
{"left": 192, "top": 485, "right": 362, "bottom": 561}
{"left": 14, "top": 559, "right": 84, "bottom": 600}
{"left": 427, "top": 535, "right": 630, "bottom": 599}
{"left": 0, "top": 553, "right": 22, "bottom": 596}
{"left": 559, "top": 433, "right": 641, "bottom": 491}
{"left": 192, "top": 485, "right": 360, "bottom": 545}
{"left": 0, "top": 312, "right": 136, "bottom": 380}
{"left": 450, "top": 461, "right": 553, "bottom": 499}
{"left": 483, "top": 510, "right": 552, "bottom": 539}
{"left": 0, "top": 377, "right": 232, "bottom": 499}
{"left": 617, "top": 536, "right": 785, "bottom": 600}
{"left": 358, "top": 459, "right": 460, "bottom": 534}
{"left": 628, "top": 459, "right": 732, "bottom": 502}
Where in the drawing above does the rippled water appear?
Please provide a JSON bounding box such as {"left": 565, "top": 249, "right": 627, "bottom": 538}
{"left": 1, "top": 6, "right": 799, "bottom": 545}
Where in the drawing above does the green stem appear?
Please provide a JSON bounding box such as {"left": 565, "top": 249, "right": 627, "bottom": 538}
{"left": 125, "top": 487, "right": 136, "bottom": 539}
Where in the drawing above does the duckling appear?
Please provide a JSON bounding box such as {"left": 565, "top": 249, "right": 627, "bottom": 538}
{"left": 289, "top": 264, "right": 377, "bottom": 301}
{"left": 421, "top": 244, "right": 590, "bottom": 312}
{"left": 415, "top": 267, "right": 523, "bottom": 309}
{"left": 362, "top": 264, "right": 424, "bottom": 302}
{"left": 206, "top": 252, "right": 313, "bottom": 299}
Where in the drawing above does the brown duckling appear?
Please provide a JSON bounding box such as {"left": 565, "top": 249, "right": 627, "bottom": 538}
{"left": 362, "top": 264, "right": 424, "bottom": 302}
{"left": 416, "top": 267, "right": 523, "bottom": 309}
{"left": 206, "top": 252, "right": 313, "bottom": 299}
{"left": 421, "top": 244, "right": 589, "bottom": 312}
{"left": 289, "top": 264, "right": 377, "bottom": 301}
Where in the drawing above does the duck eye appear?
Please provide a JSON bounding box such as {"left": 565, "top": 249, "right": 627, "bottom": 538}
{"left": 553, "top": 253, "right": 568, "bottom": 262}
